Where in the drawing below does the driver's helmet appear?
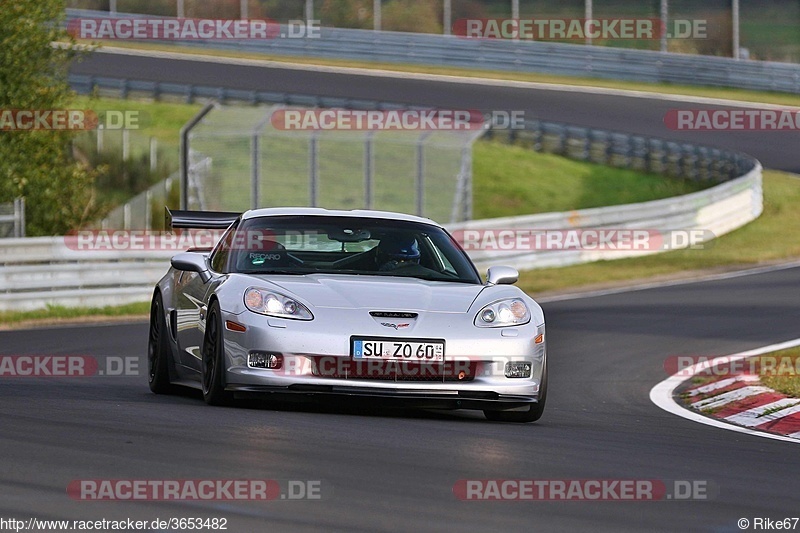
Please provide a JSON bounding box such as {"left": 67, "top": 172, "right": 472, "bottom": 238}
{"left": 376, "top": 235, "right": 420, "bottom": 271}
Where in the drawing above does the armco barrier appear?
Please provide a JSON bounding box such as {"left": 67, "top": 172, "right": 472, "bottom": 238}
{"left": 65, "top": 9, "right": 800, "bottom": 94}
{"left": 0, "top": 237, "right": 173, "bottom": 311}
{"left": 448, "top": 162, "right": 762, "bottom": 271}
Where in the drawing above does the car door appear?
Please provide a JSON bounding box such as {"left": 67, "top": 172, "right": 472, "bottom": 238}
{"left": 176, "top": 221, "right": 237, "bottom": 373}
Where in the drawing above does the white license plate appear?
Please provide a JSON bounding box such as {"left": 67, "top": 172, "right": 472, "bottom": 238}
{"left": 352, "top": 338, "right": 445, "bottom": 361}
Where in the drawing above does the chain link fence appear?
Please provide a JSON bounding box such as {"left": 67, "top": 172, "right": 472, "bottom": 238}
{"left": 184, "top": 104, "right": 485, "bottom": 223}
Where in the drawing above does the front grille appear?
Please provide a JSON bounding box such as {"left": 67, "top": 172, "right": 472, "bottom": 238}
{"left": 309, "top": 357, "right": 476, "bottom": 382}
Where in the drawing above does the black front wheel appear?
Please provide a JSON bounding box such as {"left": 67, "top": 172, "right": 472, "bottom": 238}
{"left": 201, "top": 301, "right": 233, "bottom": 406}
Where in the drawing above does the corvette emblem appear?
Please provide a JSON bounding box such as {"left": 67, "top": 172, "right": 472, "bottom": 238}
{"left": 380, "top": 322, "right": 410, "bottom": 330}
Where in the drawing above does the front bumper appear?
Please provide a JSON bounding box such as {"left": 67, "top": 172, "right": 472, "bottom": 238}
{"left": 219, "top": 308, "right": 546, "bottom": 411}
{"left": 228, "top": 384, "right": 539, "bottom": 411}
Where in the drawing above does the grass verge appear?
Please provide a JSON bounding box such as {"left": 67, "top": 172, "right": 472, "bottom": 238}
{"left": 517, "top": 170, "right": 800, "bottom": 295}
{"left": 759, "top": 348, "right": 800, "bottom": 398}
{"left": 472, "top": 140, "right": 707, "bottom": 218}
{"left": 72, "top": 95, "right": 201, "bottom": 149}
{"left": 0, "top": 302, "right": 150, "bottom": 328}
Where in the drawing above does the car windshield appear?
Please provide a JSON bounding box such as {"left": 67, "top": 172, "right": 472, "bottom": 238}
{"left": 218, "top": 215, "right": 481, "bottom": 284}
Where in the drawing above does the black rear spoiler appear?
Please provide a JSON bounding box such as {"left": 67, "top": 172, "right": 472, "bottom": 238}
{"left": 166, "top": 208, "right": 240, "bottom": 230}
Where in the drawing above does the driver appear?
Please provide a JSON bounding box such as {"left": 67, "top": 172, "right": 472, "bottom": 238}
{"left": 375, "top": 236, "right": 421, "bottom": 271}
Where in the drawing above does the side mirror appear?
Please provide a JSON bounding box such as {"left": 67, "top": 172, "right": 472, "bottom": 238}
{"left": 171, "top": 252, "right": 211, "bottom": 283}
{"left": 486, "top": 265, "right": 519, "bottom": 286}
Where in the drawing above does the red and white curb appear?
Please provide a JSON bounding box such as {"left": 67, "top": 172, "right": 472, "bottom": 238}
{"left": 650, "top": 338, "right": 800, "bottom": 444}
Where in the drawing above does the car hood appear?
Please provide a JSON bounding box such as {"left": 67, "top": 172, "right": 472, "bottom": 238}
{"left": 258, "top": 274, "right": 485, "bottom": 313}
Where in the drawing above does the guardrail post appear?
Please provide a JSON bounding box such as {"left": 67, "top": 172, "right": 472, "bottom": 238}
{"left": 373, "top": 0, "right": 381, "bottom": 31}
{"left": 145, "top": 190, "right": 153, "bottom": 230}
{"left": 416, "top": 132, "right": 431, "bottom": 217}
{"left": 251, "top": 133, "right": 260, "bottom": 210}
{"left": 732, "top": 0, "right": 740, "bottom": 59}
{"left": 150, "top": 137, "right": 158, "bottom": 172}
{"left": 14, "top": 198, "right": 25, "bottom": 238}
{"left": 122, "top": 129, "right": 130, "bottom": 161}
{"left": 97, "top": 125, "right": 104, "bottom": 153}
{"left": 309, "top": 132, "right": 319, "bottom": 207}
{"left": 364, "top": 131, "right": 374, "bottom": 209}
{"left": 305, "top": 0, "right": 313, "bottom": 23}
{"left": 585, "top": 0, "right": 593, "bottom": 46}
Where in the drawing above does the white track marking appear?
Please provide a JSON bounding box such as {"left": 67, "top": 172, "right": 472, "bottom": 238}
{"left": 685, "top": 374, "right": 760, "bottom": 397}
{"left": 725, "top": 400, "right": 800, "bottom": 427}
{"left": 650, "top": 338, "right": 800, "bottom": 445}
{"left": 690, "top": 386, "right": 772, "bottom": 410}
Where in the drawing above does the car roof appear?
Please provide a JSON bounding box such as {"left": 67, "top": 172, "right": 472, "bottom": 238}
{"left": 240, "top": 207, "right": 442, "bottom": 227}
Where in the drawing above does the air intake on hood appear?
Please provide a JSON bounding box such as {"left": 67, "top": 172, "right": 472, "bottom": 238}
{"left": 369, "top": 311, "right": 418, "bottom": 319}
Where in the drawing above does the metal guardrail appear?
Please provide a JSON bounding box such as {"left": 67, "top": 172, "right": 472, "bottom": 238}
{"left": 65, "top": 8, "right": 800, "bottom": 94}
{"left": 450, "top": 163, "right": 762, "bottom": 271}
{"left": 69, "top": 73, "right": 433, "bottom": 109}
{"left": 0, "top": 237, "right": 173, "bottom": 311}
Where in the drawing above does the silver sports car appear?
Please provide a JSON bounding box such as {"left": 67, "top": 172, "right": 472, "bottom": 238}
{"left": 148, "top": 208, "right": 547, "bottom": 422}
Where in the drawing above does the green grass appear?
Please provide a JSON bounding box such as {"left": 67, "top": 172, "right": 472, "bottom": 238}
{"left": 472, "top": 140, "right": 707, "bottom": 218}
{"left": 517, "top": 170, "right": 800, "bottom": 295}
{"left": 78, "top": 41, "right": 800, "bottom": 108}
{"left": 759, "top": 348, "right": 800, "bottom": 398}
{"left": 72, "top": 95, "right": 201, "bottom": 150}
{"left": 0, "top": 302, "right": 150, "bottom": 327}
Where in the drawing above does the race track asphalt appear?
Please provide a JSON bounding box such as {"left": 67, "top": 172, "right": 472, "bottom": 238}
{"left": 70, "top": 50, "right": 800, "bottom": 173}
{"left": 2, "top": 265, "right": 799, "bottom": 532}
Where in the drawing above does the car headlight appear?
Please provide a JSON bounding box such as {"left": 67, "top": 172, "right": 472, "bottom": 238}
{"left": 244, "top": 288, "right": 313, "bottom": 320}
{"left": 475, "top": 298, "right": 530, "bottom": 327}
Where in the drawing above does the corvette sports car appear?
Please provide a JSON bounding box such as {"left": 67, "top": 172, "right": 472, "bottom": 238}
{"left": 148, "top": 207, "right": 547, "bottom": 422}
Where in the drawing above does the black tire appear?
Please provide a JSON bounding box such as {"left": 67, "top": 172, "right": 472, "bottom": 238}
{"left": 484, "top": 362, "right": 547, "bottom": 423}
{"left": 201, "top": 301, "right": 233, "bottom": 406}
{"left": 148, "top": 293, "right": 173, "bottom": 394}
